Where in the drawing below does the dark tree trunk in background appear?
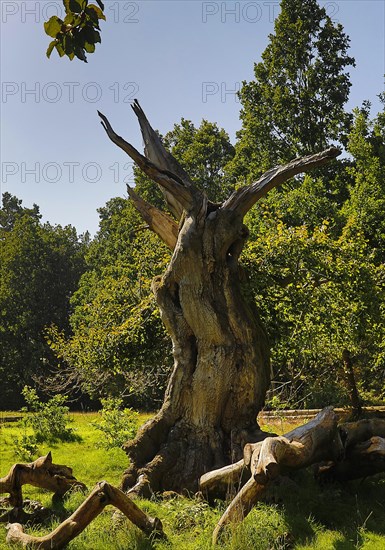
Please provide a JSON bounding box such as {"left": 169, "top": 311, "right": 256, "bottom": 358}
{"left": 98, "top": 101, "right": 340, "bottom": 492}
{"left": 342, "top": 349, "right": 362, "bottom": 417}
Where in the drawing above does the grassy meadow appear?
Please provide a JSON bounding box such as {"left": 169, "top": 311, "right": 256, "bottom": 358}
{"left": 1, "top": 412, "right": 385, "bottom": 549}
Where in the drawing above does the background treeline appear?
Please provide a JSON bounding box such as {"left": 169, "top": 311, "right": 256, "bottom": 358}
{"left": 1, "top": 0, "right": 384, "bottom": 410}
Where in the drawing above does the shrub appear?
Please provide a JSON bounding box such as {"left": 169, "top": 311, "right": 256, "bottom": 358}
{"left": 13, "top": 433, "right": 39, "bottom": 462}
{"left": 93, "top": 397, "right": 139, "bottom": 449}
{"left": 21, "top": 386, "right": 77, "bottom": 443}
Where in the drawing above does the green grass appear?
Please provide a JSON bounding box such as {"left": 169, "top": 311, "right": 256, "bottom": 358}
{"left": 1, "top": 413, "right": 385, "bottom": 549}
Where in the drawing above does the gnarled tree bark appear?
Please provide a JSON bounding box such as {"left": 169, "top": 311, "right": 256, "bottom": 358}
{"left": 98, "top": 101, "right": 341, "bottom": 492}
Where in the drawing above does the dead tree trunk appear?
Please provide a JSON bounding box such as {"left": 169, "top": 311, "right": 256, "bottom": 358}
{"left": 341, "top": 349, "right": 362, "bottom": 417}
{"left": 98, "top": 101, "right": 341, "bottom": 492}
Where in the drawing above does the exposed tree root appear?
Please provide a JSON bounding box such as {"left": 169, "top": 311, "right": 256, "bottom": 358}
{"left": 201, "top": 408, "right": 385, "bottom": 545}
{"left": 0, "top": 452, "right": 86, "bottom": 508}
{"left": 122, "top": 415, "right": 269, "bottom": 495}
{"left": 6, "top": 481, "right": 165, "bottom": 548}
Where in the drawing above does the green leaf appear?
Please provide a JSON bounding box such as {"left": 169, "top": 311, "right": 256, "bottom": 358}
{"left": 71, "top": 0, "right": 84, "bottom": 10}
{"left": 44, "top": 16, "right": 63, "bottom": 38}
{"left": 84, "top": 42, "right": 96, "bottom": 53}
{"left": 63, "top": 35, "right": 74, "bottom": 55}
{"left": 63, "top": 0, "right": 83, "bottom": 13}
{"left": 74, "top": 45, "right": 88, "bottom": 62}
{"left": 85, "top": 5, "right": 97, "bottom": 23}
{"left": 81, "top": 24, "right": 101, "bottom": 44}
{"left": 55, "top": 42, "right": 65, "bottom": 57}
{"left": 88, "top": 4, "right": 105, "bottom": 19}
{"left": 92, "top": 28, "right": 101, "bottom": 43}
{"left": 95, "top": 0, "right": 104, "bottom": 11}
{"left": 64, "top": 13, "right": 75, "bottom": 25}
{"left": 63, "top": 12, "right": 81, "bottom": 26}
{"left": 83, "top": 25, "right": 95, "bottom": 43}
{"left": 76, "top": 28, "right": 87, "bottom": 47}
{"left": 46, "top": 40, "right": 57, "bottom": 58}
{"left": 86, "top": 4, "right": 105, "bottom": 22}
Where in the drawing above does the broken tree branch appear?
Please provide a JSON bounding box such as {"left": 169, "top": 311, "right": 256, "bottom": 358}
{"left": 340, "top": 418, "right": 385, "bottom": 449}
{"left": 0, "top": 452, "right": 85, "bottom": 508}
{"left": 316, "top": 433, "right": 385, "bottom": 482}
{"left": 131, "top": 100, "right": 193, "bottom": 218}
{"left": 200, "top": 458, "right": 245, "bottom": 495}
{"left": 131, "top": 99, "right": 193, "bottom": 187}
{"left": 212, "top": 475, "right": 266, "bottom": 545}
{"left": 210, "top": 407, "right": 341, "bottom": 544}
{"left": 131, "top": 100, "right": 193, "bottom": 187}
{"left": 127, "top": 186, "right": 179, "bottom": 249}
{"left": 223, "top": 147, "right": 341, "bottom": 217}
{"left": 98, "top": 110, "right": 196, "bottom": 214}
{"left": 6, "top": 481, "right": 164, "bottom": 548}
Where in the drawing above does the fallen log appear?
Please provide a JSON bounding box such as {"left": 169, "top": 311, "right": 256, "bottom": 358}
{"left": 6, "top": 481, "right": 165, "bottom": 548}
{"left": 202, "top": 407, "right": 340, "bottom": 495}
{"left": 340, "top": 418, "right": 385, "bottom": 449}
{"left": 209, "top": 407, "right": 340, "bottom": 543}
{"left": 199, "top": 458, "right": 246, "bottom": 496}
{"left": 316, "top": 435, "right": 385, "bottom": 482}
{"left": 205, "top": 408, "right": 385, "bottom": 544}
{"left": 0, "top": 452, "right": 86, "bottom": 507}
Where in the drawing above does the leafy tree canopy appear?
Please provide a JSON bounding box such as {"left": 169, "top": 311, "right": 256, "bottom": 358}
{"left": 229, "top": 0, "right": 355, "bottom": 182}
{"left": 0, "top": 194, "right": 87, "bottom": 408}
{"left": 241, "top": 99, "right": 385, "bottom": 407}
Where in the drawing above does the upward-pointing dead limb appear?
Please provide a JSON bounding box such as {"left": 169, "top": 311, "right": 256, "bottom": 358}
{"left": 98, "top": 109, "right": 198, "bottom": 215}
{"left": 223, "top": 146, "right": 341, "bottom": 216}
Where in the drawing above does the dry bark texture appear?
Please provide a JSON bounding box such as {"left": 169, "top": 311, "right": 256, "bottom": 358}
{"left": 6, "top": 481, "right": 164, "bottom": 548}
{"left": 0, "top": 452, "right": 85, "bottom": 508}
{"left": 98, "top": 101, "right": 341, "bottom": 492}
{"left": 198, "top": 408, "right": 385, "bottom": 544}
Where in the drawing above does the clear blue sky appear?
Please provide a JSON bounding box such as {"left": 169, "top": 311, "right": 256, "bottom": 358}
{"left": 1, "top": 0, "right": 384, "bottom": 236}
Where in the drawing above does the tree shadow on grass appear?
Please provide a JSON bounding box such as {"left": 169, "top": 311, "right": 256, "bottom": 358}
{"left": 274, "top": 470, "right": 385, "bottom": 548}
